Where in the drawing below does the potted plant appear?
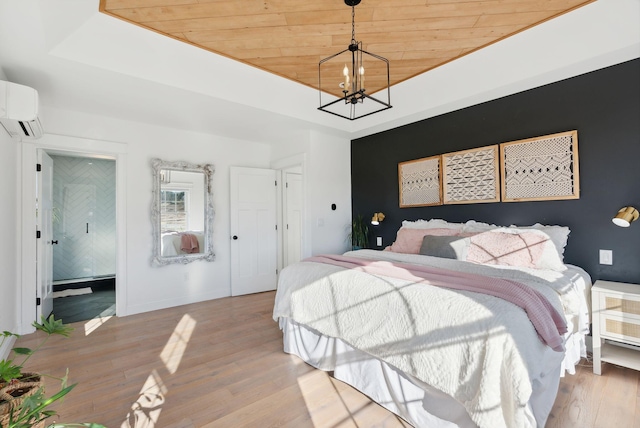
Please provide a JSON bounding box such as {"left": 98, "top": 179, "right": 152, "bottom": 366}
{"left": 0, "top": 315, "right": 103, "bottom": 428}
{"left": 348, "top": 214, "right": 370, "bottom": 250}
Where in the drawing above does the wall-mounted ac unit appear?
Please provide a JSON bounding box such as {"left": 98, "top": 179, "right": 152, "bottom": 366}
{"left": 0, "top": 80, "right": 43, "bottom": 139}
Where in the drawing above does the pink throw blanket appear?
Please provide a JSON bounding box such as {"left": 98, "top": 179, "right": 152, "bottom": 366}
{"left": 180, "top": 233, "right": 199, "bottom": 254}
{"left": 305, "top": 254, "right": 567, "bottom": 351}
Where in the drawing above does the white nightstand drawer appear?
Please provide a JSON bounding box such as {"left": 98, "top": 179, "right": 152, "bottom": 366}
{"left": 598, "top": 293, "right": 640, "bottom": 320}
{"left": 599, "top": 313, "right": 640, "bottom": 345}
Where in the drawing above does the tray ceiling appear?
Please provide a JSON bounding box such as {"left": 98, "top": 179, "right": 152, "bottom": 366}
{"left": 100, "top": 0, "right": 592, "bottom": 96}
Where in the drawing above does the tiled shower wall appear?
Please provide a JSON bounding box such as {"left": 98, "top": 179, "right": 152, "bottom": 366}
{"left": 51, "top": 155, "right": 116, "bottom": 281}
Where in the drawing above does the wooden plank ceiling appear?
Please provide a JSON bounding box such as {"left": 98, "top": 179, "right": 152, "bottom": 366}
{"left": 99, "top": 0, "right": 593, "bottom": 97}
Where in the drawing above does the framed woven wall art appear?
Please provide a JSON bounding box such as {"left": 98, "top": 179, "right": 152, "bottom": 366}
{"left": 398, "top": 155, "right": 442, "bottom": 207}
{"left": 500, "top": 130, "right": 579, "bottom": 202}
{"left": 442, "top": 145, "right": 500, "bottom": 204}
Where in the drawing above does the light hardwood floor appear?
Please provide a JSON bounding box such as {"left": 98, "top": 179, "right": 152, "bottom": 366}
{"left": 12, "top": 291, "right": 639, "bottom": 427}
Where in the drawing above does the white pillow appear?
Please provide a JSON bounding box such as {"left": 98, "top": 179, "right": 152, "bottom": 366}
{"left": 509, "top": 223, "right": 570, "bottom": 259}
{"left": 402, "top": 219, "right": 464, "bottom": 231}
{"left": 462, "top": 220, "right": 499, "bottom": 233}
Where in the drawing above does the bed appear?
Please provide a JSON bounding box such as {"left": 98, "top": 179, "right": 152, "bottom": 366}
{"left": 160, "top": 231, "right": 204, "bottom": 256}
{"left": 272, "top": 219, "right": 591, "bottom": 428}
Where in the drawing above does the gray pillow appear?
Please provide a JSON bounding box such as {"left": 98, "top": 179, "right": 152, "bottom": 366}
{"left": 419, "top": 235, "right": 470, "bottom": 260}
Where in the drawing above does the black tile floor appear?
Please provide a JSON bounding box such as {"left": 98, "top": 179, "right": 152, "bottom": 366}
{"left": 52, "top": 278, "right": 116, "bottom": 324}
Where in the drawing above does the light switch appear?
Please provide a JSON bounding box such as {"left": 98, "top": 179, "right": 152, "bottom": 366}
{"left": 599, "top": 249, "right": 613, "bottom": 265}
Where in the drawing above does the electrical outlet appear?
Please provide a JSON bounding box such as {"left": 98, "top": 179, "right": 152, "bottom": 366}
{"left": 599, "top": 249, "right": 613, "bottom": 265}
{"left": 376, "top": 236, "right": 382, "bottom": 246}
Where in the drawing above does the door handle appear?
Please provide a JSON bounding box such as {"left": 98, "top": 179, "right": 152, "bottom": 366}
{"left": 232, "top": 235, "right": 238, "bottom": 240}
{"left": 51, "top": 240, "right": 58, "bottom": 245}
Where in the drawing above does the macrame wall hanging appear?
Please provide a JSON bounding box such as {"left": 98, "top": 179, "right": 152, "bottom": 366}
{"left": 398, "top": 155, "right": 442, "bottom": 207}
{"left": 442, "top": 145, "right": 500, "bottom": 204}
{"left": 397, "top": 130, "right": 579, "bottom": 207}
{"left": 500, "top": 130, "right": 579, "bottom": 202}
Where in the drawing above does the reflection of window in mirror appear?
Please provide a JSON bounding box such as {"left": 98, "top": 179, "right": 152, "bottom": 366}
{"left": 161, "top": 189, "right": 189, "bottom": 232}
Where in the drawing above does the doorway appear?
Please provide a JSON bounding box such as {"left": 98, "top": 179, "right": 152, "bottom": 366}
{"left": 21, "top": 136, "right": 127, "bottom": 334}
{"left": 48, "top": 154, "right": 117, "bottom": 323}
{"left": 282, "top": 167, "right": 303, "bottom": 268}
{"left": 272, "top": 154, "right": 308, "bottom": 272}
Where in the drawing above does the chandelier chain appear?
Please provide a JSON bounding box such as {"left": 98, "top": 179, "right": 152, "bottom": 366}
{"left": 351, "top": 5, "right": 356, "bottom": 44}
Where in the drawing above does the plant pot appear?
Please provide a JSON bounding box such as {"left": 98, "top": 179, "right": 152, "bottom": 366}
{"left": 0, "top": 373, "right": 43, "bottom": 427}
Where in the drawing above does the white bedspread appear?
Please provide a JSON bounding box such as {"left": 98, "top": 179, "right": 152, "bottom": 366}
{"left": 273, "top": 250, "right": 591, "bottom": 428}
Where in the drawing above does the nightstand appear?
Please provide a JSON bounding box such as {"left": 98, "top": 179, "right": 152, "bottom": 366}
{"left": 592, "top": 280, "right": 640, "bottom": 375}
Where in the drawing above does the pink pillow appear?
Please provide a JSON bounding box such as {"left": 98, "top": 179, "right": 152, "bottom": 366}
{"left": 467, "top": 229, "right": 565, "bottom": 270}
{"left": 387, "top": 227, "right": 460, "bottom": 254}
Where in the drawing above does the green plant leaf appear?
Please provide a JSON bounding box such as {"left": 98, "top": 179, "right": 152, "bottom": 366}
{"left": 9, "top": 384, "right": 77, "bottom": 427}
{"left": 349, "top": 214, "right": 370, "bottom": 248}
{"left": 33, "top": 315, "right": 74, "bottom": 337}
{"left": 18, "top": 387, "right": 47, "bottom": 412}
{"left": 3, "top": 319, "right": 94, "bottom": 428}
{"left": 12, "top": 347, "right": 33, "bottom": 355}
{"left": 0, "top": 358, "right": 22, "bottom": 382}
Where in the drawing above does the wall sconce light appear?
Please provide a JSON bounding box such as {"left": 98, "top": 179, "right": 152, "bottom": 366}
{"left": 371, "top": 212, "right": 385, "bottom": 225}
{"left": 612, "top": 206, "right": 639, "bottom": 227}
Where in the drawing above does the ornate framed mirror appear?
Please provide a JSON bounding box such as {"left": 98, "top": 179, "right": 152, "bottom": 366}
{"left": 151, "top": 158, "right": 215, "bottom": 265}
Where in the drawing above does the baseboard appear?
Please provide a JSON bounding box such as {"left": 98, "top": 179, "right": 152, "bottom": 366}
{"left": 124, "top": 290, "right": 230, "bottom": 317}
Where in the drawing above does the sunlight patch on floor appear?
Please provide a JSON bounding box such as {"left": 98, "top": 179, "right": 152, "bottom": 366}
{"left": 296, "top": 363, "right": 408, "bottom": 427}
{"left": 160, "top": 314, "right": 196, "bottom": 374}
{"left": 297, "top": 369, "right": 359, "bottom": 428}
{"left": 121, "top": 369, "right": 167, "bottom": 428}
{"left": 119, "top": 315, "right": 196, "bottom": 427}
{"left": 83, "top": 304, "right": 116, "bottom": 336}
{"left": 289, "top": 354, "right": 308, "bottom": 366}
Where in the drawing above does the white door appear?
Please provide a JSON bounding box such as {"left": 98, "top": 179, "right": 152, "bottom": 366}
{"left": 284, "top": 172, "right": 303, "bottom": 267}
{"left": 36, "top": 150, "right": 54, "bottom": 320}
{"left": 230, "top": 167, "right": 278, "bottom": 296}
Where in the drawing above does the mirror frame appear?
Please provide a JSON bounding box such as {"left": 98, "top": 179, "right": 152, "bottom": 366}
{"left": 151, "top": 158, "right": 215, "bottom": 266}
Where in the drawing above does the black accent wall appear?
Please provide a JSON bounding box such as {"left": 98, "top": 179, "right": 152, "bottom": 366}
{"left": 351, "top": 58, "right": 640, "bottom": 284}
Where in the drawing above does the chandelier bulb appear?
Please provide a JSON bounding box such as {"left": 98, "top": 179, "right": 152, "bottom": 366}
{"left": 343, "top": 64, "right": 350, "bottom": 94}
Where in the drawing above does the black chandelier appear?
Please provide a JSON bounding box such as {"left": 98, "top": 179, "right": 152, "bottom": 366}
{"left": 318, "top": 0, "right": 392, "bottom": 120}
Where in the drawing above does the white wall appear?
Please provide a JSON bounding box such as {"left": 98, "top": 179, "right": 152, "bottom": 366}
{"left": 31, "top": 107, "right": 272, "bottom": 317}
{"left": 270, "top": 130, "right": 353, "bottom": 257}
{"left": 308, "top": 131, "right": 352, "bottom": 255}
{"left": 0, "top": 112, "right": 19, "bottom": 355}
{"left": 10, "top": 103, "right": 353, "bottom": 331}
